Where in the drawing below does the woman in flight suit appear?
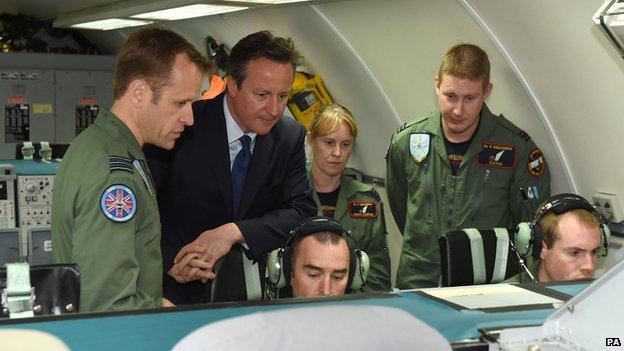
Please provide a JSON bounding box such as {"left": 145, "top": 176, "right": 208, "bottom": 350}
{"left": 307, "top": 104, "right": 391, "bottom": 292}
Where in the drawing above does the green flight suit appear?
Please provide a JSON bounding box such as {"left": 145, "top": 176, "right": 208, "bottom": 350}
{"left": 308, "top": 170, "right": 392, "bottom": 292}
{"left": 386, "top": 105, "right": 551, "bottom": 289}
{"left": 52, "top": 108, "right": 162, "bottom": 312}
{"left": 503, "top": 257, "right": 540, "bottom": 284}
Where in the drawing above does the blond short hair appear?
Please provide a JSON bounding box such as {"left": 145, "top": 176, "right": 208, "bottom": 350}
{"left": 308, "top": 104, "right": 358, "bottom": 140}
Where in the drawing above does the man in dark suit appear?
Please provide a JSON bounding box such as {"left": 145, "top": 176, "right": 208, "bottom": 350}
{"left": 146, "top": 31, "right": 316, "bottom": 304}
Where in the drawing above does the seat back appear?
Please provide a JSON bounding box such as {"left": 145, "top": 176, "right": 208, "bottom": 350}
{"left": 439, "top": 228, "right": 520, "bottom": 287}
{"left": 1, "top": 263, "right": 80, "bottom": 318}
{"left": 207, "top": 246, "right": 265, "bottom": 303}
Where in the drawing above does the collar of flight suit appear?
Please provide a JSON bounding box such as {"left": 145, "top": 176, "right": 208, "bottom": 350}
{"left": 307, "top": 164, "right": 362, "bottom": 222}
{"left": 95, "top": 108, "right": 147, "bottom": 161}
{"left": 422, "top": 104, "right": 498, "bottom": 169}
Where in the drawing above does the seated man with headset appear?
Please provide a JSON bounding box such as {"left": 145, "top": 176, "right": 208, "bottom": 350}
{"left": 509, "top": 193, "right": 610, "bottom": 283}
{"left": 266, "top": 217, "right": 369, "bottom": 298}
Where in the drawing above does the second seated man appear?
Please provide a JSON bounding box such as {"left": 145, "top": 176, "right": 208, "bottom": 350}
{"left": 507, "top": 193, "right": 606, "bottom": 283}
{"left": 146, "top": 31, "right": 316, "bottom": 304}
{"left": 386, "top": 43, "right": 551, "bottom": 289}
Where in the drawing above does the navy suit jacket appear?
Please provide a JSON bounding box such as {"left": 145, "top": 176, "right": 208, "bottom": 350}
{"left": 145, "top": 93, "right": 316, "bottom": 304}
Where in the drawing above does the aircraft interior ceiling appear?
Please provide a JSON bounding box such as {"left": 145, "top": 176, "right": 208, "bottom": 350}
{"left": 51, "top": 2, "right": 624, "bottom": 193}
{"left": 3, "top": 0, "right": 623, "bottom": 198}
{"left": 2, "top": 0, "right": 624, "bottom": 278}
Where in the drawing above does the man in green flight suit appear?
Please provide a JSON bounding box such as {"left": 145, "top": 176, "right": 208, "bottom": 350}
{"left": 386, "top": 43, "right": 551, "bottom": 289}
{"left": 307, "top": 104, "right": 391, "bottom": 292}
{"left": 506, "top": 193, "right": 604, "bottom": 284}
{"left": 51, "top": 28, "right": 212, "bottom": 312}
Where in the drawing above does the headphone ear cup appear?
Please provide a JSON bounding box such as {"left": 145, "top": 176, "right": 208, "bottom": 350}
{"left": 514, "top": 222, "right": 532, "bottom": 257}
{"left": 349, "top": 250, "right": 370, "bottom": 291}
{"left": 267, "top": 248, "right": 287, "bottom": 289}
{"left": 531, "top": 223, "right": 543, "bottom": 259}
{"left": 600, "top": 223, "right": 611, "bottom": 256}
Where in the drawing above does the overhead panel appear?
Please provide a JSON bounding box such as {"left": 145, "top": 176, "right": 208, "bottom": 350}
{"left": 0, "top": 53, "right": 115, "bottom": 158}
{"left": 0, "top": 69, "right": 54, "bottom": 159}
{"left": 55, "top": 70, "right": 113, "bottom": 143}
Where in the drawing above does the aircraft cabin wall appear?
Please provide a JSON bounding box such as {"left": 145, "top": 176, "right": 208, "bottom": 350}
{"left": 11, "top": 0, "right": 622, "bottom": 282}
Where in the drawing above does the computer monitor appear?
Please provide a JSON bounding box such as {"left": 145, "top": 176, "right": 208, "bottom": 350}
{"left": 28, "top": 228, "right": 53, "bottom": 265}
{"left": 0, "top": 228, "right": 21, "bottom": 265}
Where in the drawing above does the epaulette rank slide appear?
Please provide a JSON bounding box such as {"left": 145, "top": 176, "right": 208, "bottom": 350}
{"left": 108, "top": 156, "right": 134, "bottom": 173}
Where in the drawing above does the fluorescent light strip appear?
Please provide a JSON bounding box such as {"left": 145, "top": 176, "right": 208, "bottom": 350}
{"left": 225, "top": 0, "right": 310, "bottom": 5}
{"left": 225, "top": 0, "right": 309, "bottom": 5}
{"left": 132, "top": 4, "right": 247, "bottom": 20}
{"left": 610, "top": 14, "right": 624, "bottom": 27}
{"left": 70, "top": 18, "right": 154, "bottom": 30}
{"left": 225, "top": 0, "right": 309, "bottom": 3}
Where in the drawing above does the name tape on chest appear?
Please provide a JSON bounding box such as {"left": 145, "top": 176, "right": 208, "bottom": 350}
{"left": 477, "top": 142, "right": 516, "bottom": 169}
{"left": 349, "top": 201, "right": 377, "bottom": 219}
{"left": 100, "top": 184, "right": 137, "bottom": 223}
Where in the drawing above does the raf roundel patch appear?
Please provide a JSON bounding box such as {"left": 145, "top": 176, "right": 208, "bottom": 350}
{"left": 409, "top": 133, "right": 430, "bottom": 163}
{"left": 100, "top": 184, "right": 137, "bottom": 223}
{"left": 349, "top": 201, "right": 378, "bottom": 219}
{"left": 527, "top": 148, "right": 545, "bottom": 177}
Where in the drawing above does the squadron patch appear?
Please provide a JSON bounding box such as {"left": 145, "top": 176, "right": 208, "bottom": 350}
{"left": 349, "top": 201, "right": 377, "bottom": 218}
{"left": 477, "top": 142, "right": 516, "bottom": 169}
{"left": 100, "top": 184, "right": 137, "bottom": 223}
{"left": 528, "top": 148, "right": 545, "bottom": 177}
{"left": 409, "top": 133, "right": 430, "bottom": 163}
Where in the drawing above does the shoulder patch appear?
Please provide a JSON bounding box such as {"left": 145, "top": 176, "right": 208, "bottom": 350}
{"left": 100, "top": 184, "right": 137, "bottom": 223}
{"left": 109, "top": 156, "right": 134, "bottom": 173}
{"left": 349, "top": 201, "right": 378, "bottom": 219}
{"left": 409, "top": 133, "right": 430, "bottom": 163}
{"left": 527, "top": 148, "right": 546, "bottom": 177}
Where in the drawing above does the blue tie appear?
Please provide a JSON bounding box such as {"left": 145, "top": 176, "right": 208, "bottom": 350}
{"left": 232, "top": 135, "right": 251, "bottom": 219}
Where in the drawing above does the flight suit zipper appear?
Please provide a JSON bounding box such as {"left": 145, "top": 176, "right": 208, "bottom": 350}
{"left": 469, "top": 168, "right": 490, "bottom": 221}
{"left": 423, "top": 160, "right": 432, "bottom": 218}
{"left": 447, "top": 175, "right": 456, "bottom": 229}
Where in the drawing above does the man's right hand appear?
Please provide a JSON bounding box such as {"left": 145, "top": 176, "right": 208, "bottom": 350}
{"left": 168, "top": 223, "right": 245, "bottom": 283}
{"left": 167, "top": 245, "right": 214, "bottom": 283}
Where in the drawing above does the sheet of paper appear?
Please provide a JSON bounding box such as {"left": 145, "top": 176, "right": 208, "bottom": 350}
{"left": 420, "top": 284, "right": 563, "bottom": 310}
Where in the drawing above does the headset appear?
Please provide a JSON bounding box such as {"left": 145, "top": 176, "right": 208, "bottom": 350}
{"left": 514, "top": 193, "right": 610, "bottom": 259}
{"left": 266, "top": 216, "right": 370, "bottom": 292}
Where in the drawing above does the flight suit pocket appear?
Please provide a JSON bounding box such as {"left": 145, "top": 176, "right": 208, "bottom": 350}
{"left": 136, "top": 194, "right": 160, "bottom": 245}
{"left": 470, "top": 168, "right": 512, "bottom": 223}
